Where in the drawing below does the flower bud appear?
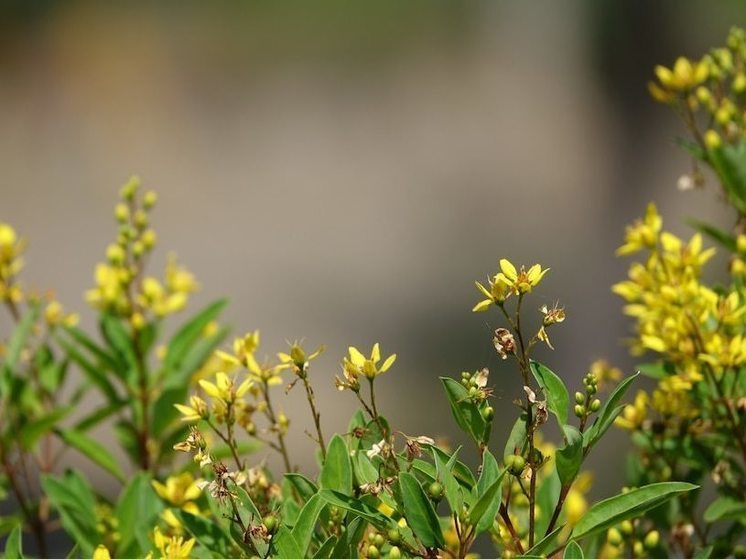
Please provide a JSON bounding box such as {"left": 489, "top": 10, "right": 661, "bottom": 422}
{"left": 482, "top": 406, "right": 495, "bottom": 421}
{"left": 262, "top": 514, "right": 278, "bottom": 534}
{"left": 120, "top": 176, "right": 140, "bottom": 201}
{"left": 590, "top": 399, "right": 601, "bottom": 412}
{"left": 574, "top": 404, "right": 585, "bottom": 418}
{"left": 143, "top": 190, "right": 158, "bottom": 209}
{"left": 506, "top": 455, "right": 526, "bottom": 476}
{"left": 607, "top": 528, "right": 623, "bottom": 546}
{"left": 575, "top": 392, "right": 585, "bottom": 404}
{"left": 373, "top": 534, "right": 385, "bottom": 547}
{"left": 115, "top": 203, "right": 129, "bottom": 223}
{"left": 644, "top": 530, "right": 660, "bottom": 549}
{"left": 427, "top": 481, "right": 444, "bottom": 501}
{"left": 388, "top": 546, "right": 402, "bottom": 559}
{"left": 387, "top": 529, "right": 401, "bottom": 544}
{"left": 705, "top": 129, "right": 722, "bottom": 149}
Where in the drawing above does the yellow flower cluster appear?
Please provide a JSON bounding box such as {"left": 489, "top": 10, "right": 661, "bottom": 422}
{"left": 613, "top": 204, "right": 746, "bottom": 425}
{"left": 649, "top": 27, "right": 746, "bottom": 149}
{"left": 85, "top": 177, "right": 197, "bottom": 329}
{"left": 473, "top": 259, "right": 549, "bottom": 312}
{"left": 0, "top": 222, "right": 24, "bottom": 304}
{"left": 336, "top": 343, "right": 396, "bottom": 390}
{"left": 152, "top": 472, "right": 204, "bottom": 531}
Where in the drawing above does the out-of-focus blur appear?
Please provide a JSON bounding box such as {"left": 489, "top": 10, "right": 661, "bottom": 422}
{"left": 1, "top": 0, "right": 745, "bottom": 525}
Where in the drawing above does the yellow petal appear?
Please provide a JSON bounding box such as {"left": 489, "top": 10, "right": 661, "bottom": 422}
{"left": 198, "top": 379, "right": 220, "bottom": 399}
{"left": 348, "top": 346, "right": 365, "bottom": 367}
{"left": 472, "top": 299, "right": 492, "bottom": 313}
{"left": 371, "top": 343, "right": 381, "bottom": 363}
{"left": 499, "top": 259, "right": 518, "bottom": 281}
{"left": 380, "top": 354, "right": 397, "bottom": 373}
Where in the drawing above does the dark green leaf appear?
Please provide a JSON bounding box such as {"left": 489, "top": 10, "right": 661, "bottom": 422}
{"left": 504, "top": 414, "right": 528, "bottom": 461}
{"left": 318, "top": 489, "right": 392, "bottom": 530}
{"left": 703, "top": 496, "right": 746, "bottom": 523}
{"left": 585, "top": 373, "right": 639, "bottom": 450}
{"left": 285, "top": 473, "right": 319, "bottom": 503}
{"left": 556, "top": 425, "right": 583, "bottom": 486}
{"left": 291, "top": 493, "right": 326, "bottom": 551}
{"left": 18, "top": 407, "right": 71, "bottom": 450}
{"left": 468, "top": 469, "right": 507, "bottom": 535}
{"left": 687, "top": 219, "right": 736, "bottom": 252}
{"left": 319, "top": 435, "right": 352, "bottom": 496}
{"left": 163, "top": 299, "right": 228, "bottom": 373}
{"left": 56, "top": 428, "right": 125, "bottom": 482}
{"left": 115, "top": 472, "right": 163, "bottom": 556}
{"left": 571, "top": 482, "right": 697, "bottom": 540}
{"left": 399, "top": 471, "right": 445, "bottom": 548}
{"left": 564, "top": 541, "right": 584, "bottom": 559}
{"left": 5, "top": 525, "right": 23, "bottom": 559}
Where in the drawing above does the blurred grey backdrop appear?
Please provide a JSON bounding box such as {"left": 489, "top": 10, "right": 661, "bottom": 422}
{"left": 1, "top": 0, "right": 745, "bottom": 543}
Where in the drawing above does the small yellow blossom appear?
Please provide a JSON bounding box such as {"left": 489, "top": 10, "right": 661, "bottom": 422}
{"left": 342, "top": 343, "right": 397, "bottom": 381}
{"left": 495, "top": 259, "right": 549, "bottom": 295}
{"left": 93, "top": 546, "right": 112, "bottom": 559}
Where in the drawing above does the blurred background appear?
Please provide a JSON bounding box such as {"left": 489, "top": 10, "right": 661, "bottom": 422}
{"left": 1, "top": 0, "right": 746, "bottom": 554}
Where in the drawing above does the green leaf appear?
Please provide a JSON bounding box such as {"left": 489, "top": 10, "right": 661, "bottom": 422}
{"left": 556, "top": 425, "right": 583, "bottom": 486}
{"left": 56, "top": 428, "right": 126, "bottom": 482}
{"left": 5, "top": 525, "right": 23, "bottom": 559}
{"left": 5, "top": 305, "right": 39, "bottom": 369}
{"left": 504, "top": 414, "right": 528, "bottom": 461}
{"left": 319, "top": 434, "right": 352, "bottom": 496}
{"left": 176, "top": 510, "right": 236, "bottom": 556}
{"left": 100, "top": 315, "right": 139, "bottom": 387}
{"left": 74, "top": 401, "right": 127, "bottom": 432}
{"left": 476, "top": 449, "right": 499, "bottom": 497}
{"left": 564, "top": 541, "right": 584, "bottom": 559}
{"left": 56, "top": 337, "right": 120, "bottom": 402}
{"left": 433, "top": 446, "right": 463, "bottom": 513}
{"left": 440, "top": 377, "right": 488, "bottom": 444}
{"left": 585, "top": 372, "right": 639, "bottom": 450}
{"left": 693, "top": 546, "right": 713, "bottom": 559}
{"left": 318, "top": 489, "right": 392, "bottom": 530}
{"left": 273, "top": 527, "right": 304, "bottom": 558}
{"left": 291, "top": 493, "right": 326, "bottom": 551}
{"left": 526, "top": 524, "right": 564, "bottom": 556}
{"left": 41, "top": 472, "right": 99, "bottom": 556}
{"left": 703, "top": 496, "right": 746, "bottom": 523}
{"left": 571, "top": 482, "right": 697, "bottom": 540}
{"left": 18, "top": 407, "right": 71, "bottom": 450}
{"left": 285, "top": 473, "right": 319, "bottom": 503}
{"left": 530, "top": 360, "right": 569, "bottom": 425}
{"left": 399, "top": 471, "right": 445, "bottom": 548}
{"left": 687, "top": 219, "right": 736, "bottom": 252}
{"left": 468, "top": 469, "right": 507, "bottom": 535}
{"left": 313, "top": 536, "right": 338, "bottom": 559}
{"left": 115, "top": 472, "right": 163, "bottom": 557}
{"left": 164, "top": 299, "right": 228, "bottom": 373}
{"left": 708, "top": 140, "right": 746, "bottom": 214}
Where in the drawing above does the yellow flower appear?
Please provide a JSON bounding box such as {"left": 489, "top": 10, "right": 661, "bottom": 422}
{"left": 152, "top": 526, "right": 196, "bottom": 559}
{"left": 472, "top": 274, "right": 511, "bottom": 312}
{"left": 152, "top": 472, "right": 202, "bottom": 506}
{"left": 93, "top": 546, "right": 112, "bottom": 559}
{"left": 615, "top": 391, "right": 648, "bottom": 431}
{"left": 616, "top": 203, "right": 662, "bottom": 255}
{"left": 495, "top": 259, "right": 549, "bottom": 295}
{"left": 277, "top": 341, "right": 325, "bottom": 375}
{"left": 174, "top": 395, "right": 209, "bottom": 422}
{"left": 649, "top": 56, "right": 709, "bottom": 103}
{"left": 343, "top": 343, "right": 397, "bottom": 380}
{"left": 198, "top": 372, "right": 252, "bottom": 403}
